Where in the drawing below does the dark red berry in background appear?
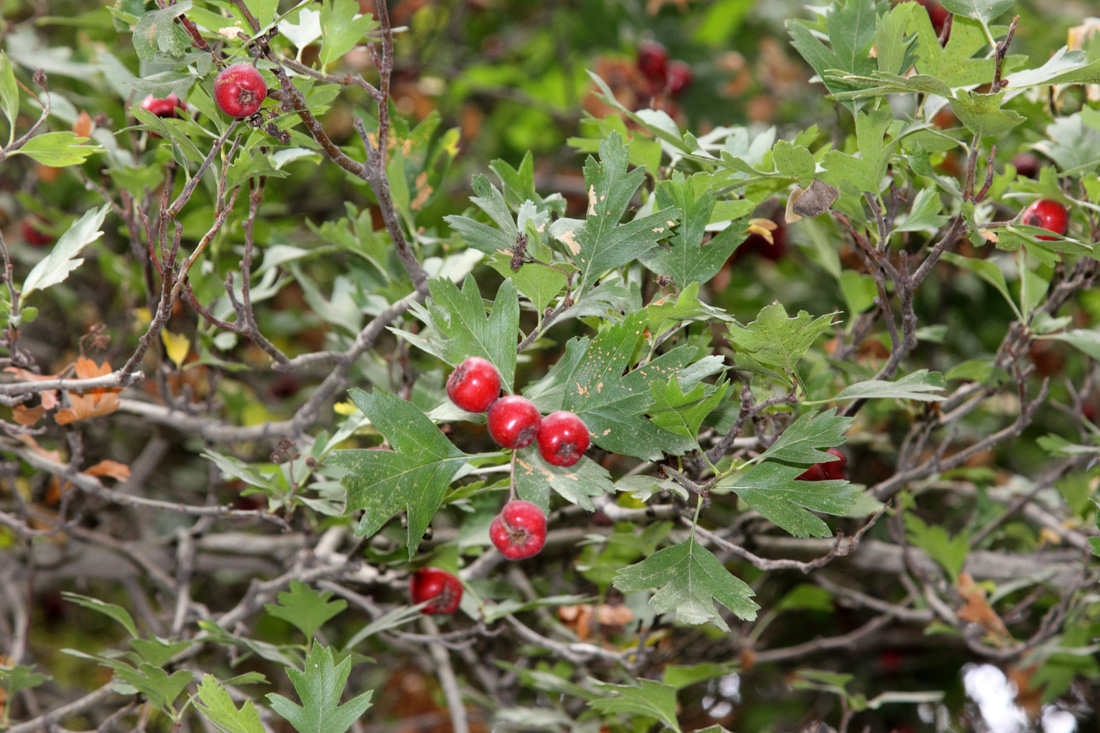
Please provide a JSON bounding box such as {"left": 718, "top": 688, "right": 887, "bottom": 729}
{"left": 1020, "top": 199, "right": 1068, "bottom": 241}
{"left": 637, "top": 41, "right": 669, "bottom": 83}
{"left": 446, "top": 356, "right": 501, "bottom": 413}
{"left": 797, "top": 447, "right": 847, "bottom": 481}
{"left": 537, "top": 411, "right": 590, "bottom": 467}
{"left": 141, "top": 93, "right": 186, "bottom": 118}
{"left": 20, "top": 217, "right": 52, "bottom": 247}
{"left": 214, "top": 64, "right": 268, "bottom": 118}
{"left": 489, "top": 500, "right": 547, "bottom": 560}
{"left": 1011, "top": 152, "right": 1041, "bottom": 179}
{"left": 666, "top": 61, "right": 693, "bottom": 96}
{"left": 908, "top": 0, "right": 950, "bottom": 34}
{"left": 409, "top": 567, "right": 463, "bottom": 615}
{"left": 487, "top": 395, "right": 541, "bottom": 449}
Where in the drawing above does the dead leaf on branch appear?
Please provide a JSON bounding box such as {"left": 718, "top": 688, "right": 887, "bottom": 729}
{"left": 83, "top": 460, "right": 131, "bottom": 482}
{"left": 54, "top": 357, "right": 121, "bottom": 425}
{"left": 956, "top": 571, "right": 1010, "bottom": 640}
{"left": 3, "top": 366, "right": 61, "bottom": 409}
{"left": 558, "top": 603, "right": 633, "bottom": 642}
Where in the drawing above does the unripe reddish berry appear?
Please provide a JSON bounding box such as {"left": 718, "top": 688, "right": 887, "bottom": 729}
{"left": 666, "top": 61, "right": 693, "bottom": 96}
{"left": 486, "top": 395, "right": 541, "bottom": 449}
{"left": 637, "top": 41, "right": 669, "bottom": 83}
{"left": 409, "top": 567, "right": 463, "bottom": 615}
{"left": 141, "top": 93, "right": 186, "bottom": 118}
{"left": 1011, "top": 152, "right": 1040, "bottom": 179}
{"left": 537, "top": 411, "right": 590, "bottom": 467}
{"left": 446, "top": 356, "right": 501, "bottom": 413}
{"left": 214, "top": 64, "right": 267, "bottom": 118}
{"left": 1020, "top": 199, "right": 1068, "bottom": 241}
{"left": 489, "top": 500, "right": 547, "bottom": 560}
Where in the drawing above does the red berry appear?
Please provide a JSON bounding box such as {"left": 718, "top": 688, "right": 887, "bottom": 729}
{"left": 1020, "top": 199, "right": 1068, "bottom": 241}
{"left": 141, "top": 93, "right": 186, "bottom": 118}
{"left": 1011, "top": 152, "right": 1041, "bottom": 179}
{"left": 409, "top": 568, "right": 463, "bottom": 615}
{"left": 537, "top": 411, "right": 590, "bottom": 467}
{"left": 486, "top": 395, "right": 541, "bottom": 449}
{"left": 489, "top": 500, "right": 547, "bottom": 560}
{"left": 20, "top": 217, "right": 52, "bottom": 247}
{"left": 796, "top": 447, "right": 847, "bottom": 481}
{"left": 446, "top": 356, "right": 501, "bottom": 413}
{"left": 637, "top": 41, "right": 669, "bottom": 83}
{"left": 819, "top": 447, "right": 847, "bottom": 481}
{"left": 214, "top": 64, "right": 267, "bottom": 118}
{"left": 666, "top": 61, "right": 693, "bottom": 96}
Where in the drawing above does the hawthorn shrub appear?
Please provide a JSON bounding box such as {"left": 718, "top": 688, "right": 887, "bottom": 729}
{"left": 1, "top": 0, "right": 1099, "bottom": 732}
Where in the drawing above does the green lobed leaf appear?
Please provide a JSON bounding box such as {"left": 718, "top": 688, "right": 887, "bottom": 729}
{"left": 568, "top": 131, "right": 680, "bottom": 289}
{"left": 786, "top": 0, "right": 879, "bottom": 105}
{"left": 905, "top": 512, "right": 969, "bottom": 578}
{"left": 193, "top": 675, "right": 266, "bottom": 733}
{"left": 132, "top": 1, "right": 192, "bottom": 62}
{"left": 394, "top": 276, "right": 519, "bottom": 390}
{"left": 0, "top": 52, "right": 18, "bottom": 139}
{"left": 820, "top": 109, "right": 893, "bottom": 197}
{"left": 21, "top": 205, "right": 110, "bottom": 303}
{"left": 0, "top": 664, "right": 49, "bottom": 695}
{"left": 613, "top": 534, "right": 759, "bottom": 630}
{"left": 911, "top": 15, "right": 996, "bottom": 88}
{"left": 319, "top": 0, "right": 377, "bottom": 69}
{"left": 642, "top": 174, "right": 749, "bottom": 289}
{"left": 62, "top": 591, "right": 138, "bottom": 638}
{"left": 129, "top": 638, "right": 192, "bottom": 668}
{"left": 728, "top": 301, "right": 835, "bottom": 379}
{"left": 11, "top": 131, "right": 101, "bottom": 166}
{"left": 327, "top": 389, "right": 469, "bottom": 558}
{"left": 113, "top": 664, "right": 194, "bottom": 713}
{"left": 648, "top": 377, "right": 730, "bottom": 447}
{"left": 589, "top": 679, "right": 683, "bottom": 733}
{"left": 717, "top": 461, "right": 860, "bottom": 538}
{"left": 949, "top": 90, "right": 1025, "bottom": 140}
{"left": 265, "top": 581, "right": 347, "bottom": 640}
{"left": 758, "top": 409, "right": 852, "bottom": 465}
{"left": 875, "top": 1, "right": 919, "bottom": 77}
{"left": 822, "top": 369, "right": 947, "bottom": 403}
{"left": 267, "top": 645, "right": 373, "bottom": 733}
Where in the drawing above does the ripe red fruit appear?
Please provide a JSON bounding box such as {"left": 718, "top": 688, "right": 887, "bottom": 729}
{"left": 409, "top": 568, "right": 463, "bottom": 615}
{"left": 537, "top": 411, "right": 590, "bottom": 467}
{"left": 666, "top": 61, "right": 693, "bottom": 96}
{"left": 486, "top": 395, "right": 541, "bottom": 449}
{"left": 446, "top": 356, "right": 501, "bottom": 413}
{"left": 214, "top": 64, "right": 267, "bottom": 118}
{"left": 141, "top": 93, "right": 186, "bottom": 118}
{"left": 489, "top": 500, "right": 547, "bottom": 560}
{"left": 637, "top": 41, "right": 669, "bottom": 83}
{"left": 20, "top": 217, "right": 52, "bottom": 247}
{"left": 1020, "top": 199, "right": 1068, "bottom": 241}
{"left": 796, "top": 447, "right": 847, "bottom": 481}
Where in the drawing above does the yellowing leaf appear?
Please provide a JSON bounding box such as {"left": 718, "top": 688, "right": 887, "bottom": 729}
{"left": 161, "top": 330, "right": 190, "bottom": 369}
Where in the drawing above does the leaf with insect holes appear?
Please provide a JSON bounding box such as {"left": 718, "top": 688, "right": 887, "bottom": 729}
{"left": 758, "top": 409, "right": 852, "bottom": 465}
{"left": 613, "top": 533, "right": 759, "bottom": 630}
{"left": 556, "top": 131, "right": 679, "bottom": 289}
{"left": 392, "top": 276, "right": 519, "bottom": 391}
{"left": 267, "top": 645, "right": 372, "bottom": 733}
{"left": 265, "top": 581, "right": 347, "bottom": 640}
{"left": 319, "top": 0, "right": 377, "bottom": 69}
{"left": 514, "top": 451, "right": 612, "bottom": 513}
{"left": 327, "top": 389, "right": 469, "bottom": 559}
{"left": 526, "top": 312, "right": 701, "bottom": 461}
{"left": 21, "top": 205, "right": 110, "bottom": 302}
{"left": 589, "top": 678, "right": 683, "bottom": 733}
{"left": 641, "top": 175, "right": 750, "bottom": 288}
{"left": 727, "top": 301, "right": 835, "bottom": 379}
{"left": 716, "top": 461, "right": 860, "bottom": 538}
{"left": 194, "top": 675, "right": 266, "bottom": 733}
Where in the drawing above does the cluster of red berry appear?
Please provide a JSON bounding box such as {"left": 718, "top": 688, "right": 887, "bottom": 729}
{"left": 410, "top": 356, "right": 593, "bottom": 614}
{"left": 636, "top": 41, "right": 692, "bottom": 98}
{"left": 140, "top": 64, "right": 267, "bottom": 123}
